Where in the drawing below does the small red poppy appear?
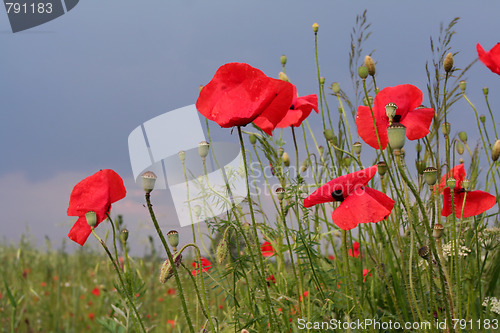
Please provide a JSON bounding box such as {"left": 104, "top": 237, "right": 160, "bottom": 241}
{"left": 356, "top": 84, "right": 434, "bottom": 149}
{"left": 303, "top": 165, "right": 394, "bottom": 230}
{"left": 477, "top": 43, "right": 500, "bottom": 75}
{"left": 167, "top": 319, "right": 175, "bottom": 328}
{"left": 167, "top": 288, "right": 175, "bottom": 295}
{"left": 197, "top": 62, "right": 294, "bottom": 135}
{"left": 91, "top": 287, "right": 100, "bottom": 296}
{"left": 67, "top": 169, "right": 126, "bottom": 246}
{"left": 439, "top": 164, "right": 496, "bottom": 218}
{"left": 260, "top": 241, "right": 276, "bottom": 257}
{"left": 348, "top": 241, "right": 361, "bottom": 258}
{"left": 362, "top": 269, "right": 372, "bottom": 283}
{"left": 191, "top": 257, "right": 212, "bottom": 276}
{"left": 266, "top": 274, "right": 276, "bottom": 284}
{"left": 275, "top": 86, "right": 318, "bottom": 128}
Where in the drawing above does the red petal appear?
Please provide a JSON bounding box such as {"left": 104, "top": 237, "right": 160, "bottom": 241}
{"left": 437, "top": 164, "right": 466, "bottom": 193}
{"left": 260, "top": 241, "right": 276, "bottom": 257}
{"left": 67, "top": 216, "right": 92, "bottom": 246}
{"left": 453, "top": 190, "right": 497, "bottom": 218}
{"left": 252, "top": 79, "right": 294, "bottom": 135}
{"left": 441, "top": 187, "right": 453, "bottom": 217}
{"left": 355, "top": 105, "right": 388, "bottom": 149}
{"left": 374, "top": 84, "right": 423, "bottom": 119}
{"left": 400, "top": 107, "right": 434, "bottom": 140}
{"left": 304, "top": 165, "right": 378, "bottom": 207}
{"left": 477, "top": 43, "right": 500, "bottom": 75}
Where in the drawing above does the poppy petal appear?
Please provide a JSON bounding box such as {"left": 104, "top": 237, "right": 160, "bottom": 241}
{"left": 356, "top": 105, "right": 389, "bottom": 149}
{"left": 68, "top": 216, "right": 93, "bottom": 246}
{"left": 441, "top": 187, "right": 453, "bottom": 217}
{"left": 437, "top": 164, "right": 466, "bottom": 193}
{"left": 477, "top": 43, "right": 500, "bottom": 75}
{"left": 331, "top": 186, "right": 394, "bottom": 230}
{"left": 453, "top": 190, "right": 497, "bottom": 218}
{"left": 400, "top": 107, "right": 434, "bottom": 140}
{"left": 374, "top": 84, "right": 423, "bottom": 119}
{"left": 276, "top": 93, "right": 318, "bottom": 128}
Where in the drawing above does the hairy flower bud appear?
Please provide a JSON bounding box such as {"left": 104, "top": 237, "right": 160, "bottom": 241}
{"left": 249, "top": 133, "right": 257, "bottom": 145}
{"left": 318, "top": 146, "right": 324, "bottom": 156}
{"left": 456, "top": 141, "right": 464, "bottom": 155}
{"left": 459, "top": 80, "right": 466, "bottom": 92}
{"left": 483, "top": 87, "right": 489, "bottom": 96}
{"left": 416, "top": 160, "right": 426, "bottom": 175}
{"left": 441, "top": 122, "right": 450, "bottom": 136}
{"left": 278, "top": 147, "right": 284, "bottom": 158}
{"left": 120, "top": 229, "right": 129, "bottom": 242}
{"left": 141, "top": 171, "right": 157, "bottom": 193}
{"left": 280, "top": 54, "right": 287, "bottom": 65}
{"left": 458, "top": 131, "right": 467, "bottom": 143}
{"left": 323, "top": 129, "right": 335, "bottom": 141}
{"left": 159, "top": 252, "right": 182, "bottom": 283}
{"left": 312, "top": 22, "right": 319, "bottom": 33}
{"left": 364, "top": 55, "right": 376, "bottom": 76}
{"left": 282, "top": 152, "right": 290, "bottom": 167}
{"left": 319, "top": 76, "right": 325, "bottom": 85}
{"left": 276, "top": 187, "right": 285, "bottom": 201}
{"left": 216, "top": 228, "right": 230, "bottom": 264}
{"left": 300, "top": 158, "right": 309, "bottom": 173}
{"left": 416, "top": 142, "right": 422, "bottom": 153}
{"left": 492, "top": 140, "right": 500, "bottom": 162}
{"left": 444, "top": 52, "right": 454, "bottom": 73}
{"left": 480, "top": 115, "right": 486, "bottom": 124}
{"left": 358, "top": 66, "right": 369, "bottom": 79}
{"left": 279, "top": 72, "right": 290, "bottom": 82}
{"left": 331, "top": 82, "right": 340, "bottom": 94}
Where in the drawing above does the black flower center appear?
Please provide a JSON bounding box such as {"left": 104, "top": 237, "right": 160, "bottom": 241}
{"left": 393, "top": 115, "right": 402, "bottom": 123}
{"left": 290, "top": 104, "right": 295, "bottom": 110}
{"left": 331, "top": 189, "right": 344, "bottom": 202}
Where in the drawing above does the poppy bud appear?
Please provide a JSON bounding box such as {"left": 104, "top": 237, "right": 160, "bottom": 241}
{"left": 300, "top": 159, "right": 309, "bottom": 173}
{"left": 312, "top": 22, "right": 319, "bottom": 33}
{"left": 433, "top": 223, "right": 444, "bottom": 239}
{"left": 447, "top": 177, "right": 456, "bottom": 190}
{"left": 385, "top": 103, "right": 398, "bottom": 123}
{"left": 416, "top": 142, "right": 422, "bottom": 153}
{"left": 319, "top": 76, "right": 326, "bottom": 85}
{"left": 278, "top": 147, "right": 284, "bottom": 158}
{"left": 377, "top": 161, "right": 387, "bottom": 176}
{"left": 418, "top": 246, "right": 430, "bottom": 260}
{"left": 178, "top": 150, "right": 186, "bottom": 162}
{"left": 167, "top": 230, "right": 179, "bottom": 250}
{"left": 198, "top": 141, "right": 210, "bottom": 159}
{"left": 344, "top": 156, "right": 352, "bottom": 167}
{"left": 444, "top": 52, "right": 454, "bottom": 73}
{"left": 198, "top": 85, "right": 203, "bottom": 92}
{"left": 323, "top": 129, "right": 335, "bottom": 141}
{"left": 282, "top": 152, "right": 290, "bottom": 167}
{"left": 280, "top": 54, "right": 287, "bottom": 65}
{"left": 159, "top": 253, "right": 182, "bottom": 284}
{"left": 459, "top": 158, "right": 464, "bottom": 164}
{"left": 331, "top": 82, "right": 340, "bottom": 94}
{"left": 141, "top": 171, "right": 157, "bottom": 193}
{"left": 456, "top": 141, "right": 464, "bottom": 155}
{"left": 462, "top": 178, "right": 471, "bottom": 191}
{"left": 353, "top": 142, "right": 362, "bottom": 155}
{"left": 276, "top": 187, "right": 285, "bottom": 201}
{"left": 193, "top": 205, "right": 202, "bottom": 218}
{"left": 441, "top": 122, "right": 450, "bottom": 136}
{"left": 416, "top": 160, "right": 426, "bottom": 175}
{"left": 423, "top": 167, "right": 438, "bottom": 186}
{"left": 249, "top": 133, "right": 257, "bottom": 145}
{"left": 364, "top": 55, "right": 376, "bottom": 76}
{"left": 86, "top": 211, "right": 97, "bottom": 228}
{"left": 358, "top": 66, "right": 369, "bottom": 79}
{"left": 492, "top": 140, "right": 500, "bottom": 162}
{"left": 120, "top": 229, "right": 129, "bottom": 242}
{"left": 318, "top": 146, "right": 324, "bottom": 156}
{"left": 363, "top": 96, "right": 373, "bottom": 106}
{"left": 216, "top": 228, "right": 230, "bottom": 264}
{"left": 459, "top": 80, "right": 466, "bottom": 92}
{"left": 458, "top": 131, "right": 467, "bottom": 143}
{"left": 387, "top": 123, "right": 406, "bottom": 152}
{"left": 480, "top": 115, "right": 486, "bottom": 124}
{"left": 279, "top": 72, "right": 290, "bottom": 82}
{"left": 483, "top": 87, "right": 489, "bottom": 96}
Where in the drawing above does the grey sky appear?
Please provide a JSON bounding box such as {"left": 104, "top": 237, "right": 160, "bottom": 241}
{"left": 1, "top": 0, "right": 499, "bottom": 253}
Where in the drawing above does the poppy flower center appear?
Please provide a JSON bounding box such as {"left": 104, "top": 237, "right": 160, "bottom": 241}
{"left": 290, "top": 104, "right": 295, "bottom": 110}
{"left": 393, "top": 114, "right": 402, "bottom": 123}
{"left": 331, "top": 189, "right": 344, "bottom": 202}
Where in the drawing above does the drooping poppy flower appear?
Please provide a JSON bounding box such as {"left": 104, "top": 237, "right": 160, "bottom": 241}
{"left": 439, "top": 164, "right": 496, "bottom": 218}
{"left": 477, "top": 43, "right": 500, "bottom": 75}
{"left": 67, "top": 169, "right": 126, "bottom": 246}
{"left": 276, "top": 85, "right": 318, "bottom": 128}
{"left": 304, "top": 165, "right": 394, "bottom": 230}
{"left": 348, "top": 241, "right": 361, "bottom": 258}
{"left": 196, "top": 62, "right": 294, "bottom": 135}
{"left": 260, "top": 241, "right": 276, "bottom": 257}
{"left": 191, "top": 257, "right": 212, "bottom": 276}
{"left": 356, "top": 84, "right": 434, "bottom": 149}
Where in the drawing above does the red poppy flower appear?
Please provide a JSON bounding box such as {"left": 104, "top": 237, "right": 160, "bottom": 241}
{"left": 196, "top": 62, "right": 294, "bottom": 135}
{"left": 303, "top": 165, "right": 394, "bottom": 230}
{"left": 266, "top": 274, "right": 276, "bottom": 284}
{"left": 167, "top": 288, "right": 175, "bottom": 295}
{"left": 67, "top": 169, "right": 126, "bottom": 246}
{"left": 191, "top": 257, "right": 212, "bottom": 276}
{"left": 362, "top": 269, "right": 372, "bottom": 283}
{"left": 439, "top": 164, "right": 496, "bottom": 218}
{"left": 348, "top": 241, "right": 361, "bottom": 258}
{"left": 276, "top": 86, "right": 318, "bottom": 128}
{"left": 356, "top": 84, "right": 434, "bottom": 149}
{"left": 260, "top": 241, "right": 276, "bottom": 257}
{"left": 91, "top": 287, "right": 100, "bottom": 296}
{"left": 167, "top": 319, "right": 175, "bottom": 328}
{"left": 477, "top": 43, "right": 500, "bottom": 75}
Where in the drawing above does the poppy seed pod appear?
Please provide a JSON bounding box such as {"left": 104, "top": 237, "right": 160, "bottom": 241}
{"left": 433, "top": 223, "right": 444, "bottom": 239}
{"left": 120, "top": 229, "right": 129, "bottom": 242}
{"left": 324, "top": 129, "right": 335, "bottom": 141}
{"left": 318, "top": 146, "right": 324, "bottom": 156}
{"left": 167, "top": 230, "right": 179, "bottom": 250}
{"left": 85, "top": 211, "right": 97, "bottom": 228}
{"left": 141, "top": 171, "right": 157, "bottom": 193}
{"left": 444, "top": 52, "right": 454, "bottom": 73}
{"left": 249, "top": 133, "right": 257, "bottom": 145}
{"left": 280, "top": 54, "right": 287, "bottom": 65}
{"left": 178, "top": 150, "right": 186, "bottom": 162}
{"left": 276, "top": 187, "right": 285, "bottom": 201}
{"left": 492, "top": 140, "right": 500, "bottom": 162}
{"left": 377, "top": 161, "right": 387, "bottom": 176}
{"left": 319, "top": 77, "right": 325, "bottom": 85}
{"left": 387, "top": 123, "right": 407, "bottom": 151}
{"left": 282, "top": 152, "right": 290, "bottom": 167}
{"left": 459, "top": 80, "right": 466, "bottom": 92}
{"left": 385, "top": 103, "right": 398, "bottom": 123}
{"left": 159, "top": 252, "right": 182, "bottom": 284}
{"left": 416, "top": 160, "right": 426, "bottom": 175}
{"left": 198, "top": 141, "right": 210, "bottom": 159}
{"left": 462, "top": 178, "right": 471, "bottom": 191}
{"left": 300, "top": 158, "right": 309, "bottom": 173}
{"left": 456, "top": 141, "right": 464, "bottom": 155}
{"left": 480, "top": 115, "right": 486, "bottom": 124}
{"left": 279, "top": 72, "right": 290, "bottom": 82}
{"left": 418, "top": 246, "right": 430, "bottom": 260}
{"left": 423, "top": 167, "right": 438, "bottom": 186}
{"left": 331, "top": 82, "right": 340, "bottom": 94}
{"left": 441, "top": 122, "right": 451, "bottom": 136}
{"left": 458, "top": 131, "right": 468, "bottom": 143}
{"left": 447, "top": 177, "right": 457, "bottom": 190}
{"left": 353, "top": 142, "right": 362, "bottom": 155}
{"left": 483, "top": 87, "right": 489, "bottom": 96}
{"left": 358, "top": 66, "right": 369, "bottom": 79}
{"left": 312, "top": 22, "right": 319, "bottom": 33}
{"left": 364, "top": 55, "right": 376, "bottom": 76}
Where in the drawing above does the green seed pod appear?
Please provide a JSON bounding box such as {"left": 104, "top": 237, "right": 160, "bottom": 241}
{"left": 167, "top": 230, "right": 179, "bottom": 250}
{"left": 282, "top": 152, "right": 290, "bottom": 167}
{"left": 353, "top": 142, "right": 362, "bottom": 155}
{"left": 216, "top": 228, "right": 231, "bottom": 264}
{"left": 358, "top": 66, "right": 369, "bottom": 79}
{"left": 343, "top": 156, "right": 352, "bottom": 167}
{"left": 276, "top": 187, "right": 285, "bottom": 201}
{"left": 456, "top": 141, "right": 464, "bottom": 155}
{"left": 447, "top": 177, "right": 457, "bottom": 190}
{"left": 385, "top": 103, "right": 398, "bottom": 123}
{"left": 387, "top": 123, "right": 406, "bottom": 151}
{"left": 416, "top": 160, "right": 426, "bottom": 175}
{"left": 198, "top": 141, "right": 210, "bottom": 159}
{"left": 458, "top": 131, "right": 467, "bottom": 143}
{"left": 331, "top": 82, "right": 340, "bottom": 94}
{"left": 280, "top": 54, "right": 287, "bottom": 65}
{"left": 462, "top": 178, "right": 471, "bottom": 191}
{"left": 441, "top": 122, "right": 451, "bottom": 136}
{"left": 377, "top": 161, "right": 387, "bottom": 176}
{"left": 364, "top": 55, "right": 376, "bottom": 76}
{"left": 120, "top": 229, "right": 129, "bottom": 242}
{"left": 433, "top": 224, "right": 444, "bottom": 239}
{"left": 423, "top": 167, "right": 438, "bottom": 186}
{"left": 492, "top": 140, "right": 500, "bottom": 162}
{"left": 323, "top": 129, "right": 335, "bottom": 141}
{"left": 86, "top": 211, "right": 97, "bottom": 228}
{"left": 318, "top": 146, "right": 324, "bottom": 156}
{"left": 418, "top": 246, "right": 430, "bottom": 260}
{"left": 159, "top": 252, "right": 182, "bottom": 284}
{"left": 444, "top": 52, "right": 454, "bottom": 73}
{"left": 459, "top": 80, "right": 466, "bottom": 92}
{"left": 480, "top": 115, "right": 486, "bottom": 124}
{"left": 141, "top": 171, "right": 157, "bottom": 193}
{"left": 483, "top": 87, "right": 489, "bottom": 96}
{"left": 249, "top": 133, "right": 257, "bottom": 145}
{"left": 319, "top": 76, "right": 325, "bottom": 85}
